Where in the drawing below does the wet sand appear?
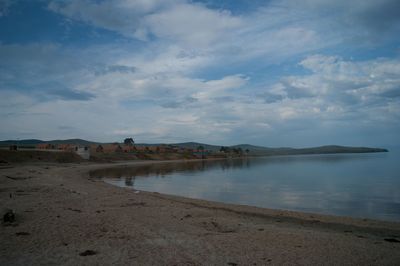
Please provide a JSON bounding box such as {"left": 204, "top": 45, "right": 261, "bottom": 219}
{"left": 1, "top": 161, "right": 400, "bottom": 265}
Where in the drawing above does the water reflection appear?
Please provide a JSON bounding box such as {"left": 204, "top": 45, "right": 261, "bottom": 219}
{"left": 90, "top": 153, "right": 381, "bottom": 180}
{"left": 90, "top": 152, "right": 400, "bottom": 221}
{"left": 90, "top": 158, "right": 253, "bottom": 180}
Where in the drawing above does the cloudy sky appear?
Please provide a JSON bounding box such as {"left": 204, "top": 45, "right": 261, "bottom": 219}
{"left": 0, "top": 0, "right": 399, "bottom": 147}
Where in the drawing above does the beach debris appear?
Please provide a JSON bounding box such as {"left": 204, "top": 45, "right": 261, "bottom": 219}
{"left": 134, "top": 190, "right": 140, "bottom": 194}
{"left": 384, "top": 238, "right": 400, "bottom": 243}
{"left": 5, "top": 175, "right": 32, "bottom": 180}
{"left": 67, "top": 208, "right": 82, "bottom": 213}
{"left": 79, "top": 250, "right": 98, "bottom": 256}
{"left": 180, "top": 214, "right": 192, "bottom": 220}
{"left": 15, "top": 232, "right": 30, "bottom": 236}
{"left": 120, "top": 202, "right": 146, "bottom": 207}
{"left": 221, "top": 229, "right": 236, "bottom": 233}
{"left": 262, "top": 258, "right": 272, "bottom": 262}
{"left": 211, "top": 221, "right": 219, "bottom": 228}
{"left": 3, "top": 209, "right": 16, "bottom": 224}
{"left": 202, "top": 220, "right": 237, "bottom": 233}
{"left": 227, "top": 262, "right": 238, "bottom": 266}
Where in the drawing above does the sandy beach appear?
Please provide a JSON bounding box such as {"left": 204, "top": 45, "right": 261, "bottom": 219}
{"left": 1, "top": 161, "right": 400, "bottom": 265}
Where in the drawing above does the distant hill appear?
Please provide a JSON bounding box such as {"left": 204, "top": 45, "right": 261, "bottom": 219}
{"left": 242, "top": 145, "right": 388, "bottom": 156}
{"left": 45, "top": 139, "right": 98, "bottom": 146}
{"left": 0, "top": 138, "right": 98, "bottom": 147}
{"left": 172, "top": 143, "right": 387, "bottom": 155}
{"left": 171, "top": 142, "right": 222, "bottom": 151}
{"left": 0, "top": 139, "right": 45, "bottom": 146}
{"left": 0, "top": 139, "right": 387, "bottom": 155}
{"left": 170, "top": 142, "right": 285, "bottom": 152}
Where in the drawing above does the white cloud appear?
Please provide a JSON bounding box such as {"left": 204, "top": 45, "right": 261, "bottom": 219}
{"left": 261, "top": 55, "right": 400, "bottom": 127}
{"left": 2, "top": 1, "right": 400, "bottom": 146}
{"left": 2, "top": 46, "right": 399, "bottom": 145}
{"left": 48, "top": 0, "right": 181, "bottom": 39}
{"left": 143, "top": 3, "right": 241, "bottom": 47}
{"left": 47, "top": 0, "right": 329, "bottom": 64}
{"left": 278, "top": 0, "right": 400, "bottom": 36}
{"left": 48, "top": 0, "right": 240, "bottom": 46}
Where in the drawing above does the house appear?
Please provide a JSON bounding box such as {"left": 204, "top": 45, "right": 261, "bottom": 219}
{"left": 176, "top": 147, "right": 188, "bottom": 153}
{"left": 96, "top": 145, "right": 104, "bottom": 153}
{"left": 171, "top": 146, "right": 181, "bottom": 153}
{"left": 36, "top": 143, "right": 56, "bottom": 150}
{"left": 149, "top": 146, "right": 160, "bottom": 152}
{"left": 134, "top": 146, "right": 146, "bottom": 152}
{"left": 156, "top": 145, "right": 176, "bottom": 153}
{"left": 57, "top": 144, "right": 77, "bottom": 152}
{"left": 135, "top": 146, "right": 151, "bottom": 153}
{"left": 102, "top": 144, "right": 123, "bottom": 153}
{"left": 90, "top": 144, "right": 104, "bottom": 153}
{"left": 75, "top": 146, "right": 90, "bottom": 159}
{"left": 122, "top": 145, "right": 136, "bottom": 153}
{"left": 9, "top": 145, "right": 17, "bottom": 151}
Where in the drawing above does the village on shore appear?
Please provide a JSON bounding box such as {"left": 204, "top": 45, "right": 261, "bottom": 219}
{"left": 5, "top": 138, "right": 249, "bottom": 161}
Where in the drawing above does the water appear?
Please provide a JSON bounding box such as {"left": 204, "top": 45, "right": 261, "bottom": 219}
{"left": 91, "top": 149, "right": 400, "bottom": 222}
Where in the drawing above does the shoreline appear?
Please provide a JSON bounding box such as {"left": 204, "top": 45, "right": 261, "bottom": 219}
{"left": 1, "top": 161, "right": 400, "bottom": 265}
{"left": 91, "top": 158, "right": 399, "bottom": 224}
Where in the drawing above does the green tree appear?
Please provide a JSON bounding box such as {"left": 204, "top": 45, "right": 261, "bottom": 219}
{"left": 124, "top": 138, "right": 134, "bottom": 146}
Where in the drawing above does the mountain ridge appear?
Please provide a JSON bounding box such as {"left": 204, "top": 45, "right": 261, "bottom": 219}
{"left": 0, "top": 139, "right": 388, "bottom": 155}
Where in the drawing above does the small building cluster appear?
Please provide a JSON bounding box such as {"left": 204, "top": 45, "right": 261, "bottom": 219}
{"left": 30, "top": 141, "right": 239, "bottom": 160}
{"left": 88, "top": 143, "right": 211, "bottom": 156}
{"left": 5, "top": 136, "right": 248, "bottom": 161}
{"left": 34, "top": 143, "right": 204, "bottom": 154}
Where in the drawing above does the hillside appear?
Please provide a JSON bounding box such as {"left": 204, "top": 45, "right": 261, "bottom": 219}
{"left": 0, "top": 139, "right": 45, "bottom": 146}
{"left": 246, "top": 145, "right": 388, "bottom": 156}
{"left": 0, "top": 139, "right": 98, "bottom": 147}
{"left": 46, "top": 139, "right": 98, "bottom": 146}
{"left": 0, "top": 139, "right": 388, "bottom": 156}
{"left": 171, "top": 143, "right": 387, "bottom": 155}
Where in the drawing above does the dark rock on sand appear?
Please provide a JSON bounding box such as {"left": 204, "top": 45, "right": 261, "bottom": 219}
{"left": 3, "top": 209, "right": 16, "bottom": 224}
{"left": 15, "top": 232, "right": 30, "bottom": 236}
{"left": 79, "top": 250, "right": 97, "bottom": 256}
{"left": 384, "top": 238, "right": 400, "bottom": 243}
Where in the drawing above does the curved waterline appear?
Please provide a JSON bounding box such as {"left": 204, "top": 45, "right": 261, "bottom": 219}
{"left": 90, "top": 152, "right": 400, "bottom": 222}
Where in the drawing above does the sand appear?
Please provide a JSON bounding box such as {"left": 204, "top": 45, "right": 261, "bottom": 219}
{"left": 1, "top": 161, "right": 400, "bottom": 265}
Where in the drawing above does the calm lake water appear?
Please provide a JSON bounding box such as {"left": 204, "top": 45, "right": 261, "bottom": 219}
{"left": 91, "top": 149, "right": 400, "bottom": 222}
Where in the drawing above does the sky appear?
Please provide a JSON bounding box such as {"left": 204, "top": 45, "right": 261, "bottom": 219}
{"left": 0, "top": 0, "right": 399, "bottom": 147}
